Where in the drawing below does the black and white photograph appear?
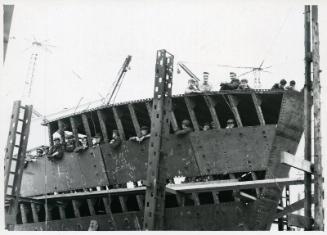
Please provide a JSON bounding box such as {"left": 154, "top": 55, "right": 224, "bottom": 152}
{"left": 1, "top": 0, "right": 326, "bottom": 231}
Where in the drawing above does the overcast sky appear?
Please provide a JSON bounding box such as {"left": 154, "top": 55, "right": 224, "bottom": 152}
{"left": 1, "top": 0, "right": 327, "bottom": 229}
{"left": 1, "top": 0, "right": 326, "bottom": 147}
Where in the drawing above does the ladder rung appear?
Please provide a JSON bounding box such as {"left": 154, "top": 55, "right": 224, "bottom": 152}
{"left": 7, "top": 185, "right": 13, "bottom": 188}
{"left": 14, "top": 145, "right": 20, "bottom": 148}
{"left": 10, "top": 171, "right": 17, "bottom": 174}
{"left": 18, "top": 119, "right": 24, "bottom": 122}
{"left": 16, "top": 131, "right": 22, "bottom": 135}
{"left": 19, "top": 106, "right": 26, "bottom": 110}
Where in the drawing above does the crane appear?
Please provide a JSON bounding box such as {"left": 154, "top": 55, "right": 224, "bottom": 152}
{"left": 104, "top": 55, "right": 132, "bottom": 105}
{"left": 22, "top": 37, "right": 55, "bottom": 117}
{"left": 176, "top": 62, "right": 200, "bottom": 82}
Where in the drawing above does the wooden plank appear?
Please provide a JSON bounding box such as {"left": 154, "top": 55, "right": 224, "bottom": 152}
{"left": 119, "top": 196, "right": 127, "bottom": 212}
{"left": 212, "top": 191, "right": 220, "bottom": 204}
{"left": 30, "top": 203, "right": 39, "bottom": 222}
{"left": 81, "top": 114, "right": 92, "bottom": 146}
{"left": 58, "top": 205, "right": 66, "bottom": 219}
{"left": 97, "top": 110, "right": 109, "bottom": 143}
{"left": 70, "top": 117, "right": 81, "bottom": 147}
{"left": 275, "top": 198, "right": 305, "bottom": 219}
{"left": 251, "top": 172, "right": 261, "bottom": 197}
{"left": 19, "top": 204, "right": 27, "bottom": 224}
{"left": 240, "top": 192, "right": 257, "bottom": 201}
{"left": 102, "top": 197, "right": 111, "bottom": 214}
{"left": 136, "top": 195, "right": 144, "bottom": 210}
{"left": 104, "top": 196, "right": 117, "bottom": 229}
{"left": 184, "top": 96, "right": 200, "bottom": 131}
{"left": 304, "top": 6, "right": 313, "bottom": 230}
{"left": 192, "top": 192, "right": 200, "bottom": 206}
{"left": 229, "top": 173, "right": 240, "bottom": 202}
{"left": 33, "top": 187, "right": 146, "bottom": 200}
{"left": 128, "top": 104, "right": 141, "bottom": 137}
{"left": 281, "top": 151, "right": 313, "bottom": 173}
{"left": 57, "top": 120, "right": 66, "bottom": 144}
{"left": 166, "top": 177, "right": 304, "bottom": 193}
{"left": 112, "top": 107, "right": 126, "bottom": 140}
{"left": 72, "top": 200, "right": 80, "bottom": 218}
{"left": 288, "top": 214, "right": 311, "bottom": 228}
{"left": 87, "top": 198, "right": 96, "bottom": 216}
{"left": 251, "top": 93, "right": 265, "bottom": 125}
{"left": 204, "top": 95, "right": 221, "bottom": 129}
{"left": 45, "top": 203, "right": 52, "bottom": 221}
{"left": 312, "top": 6, "right": 324, "bottom": 231}
{"left": 31, "top": 178, "right": 303, "bottom": 201}
{"left": 227, "top": 95, "right": 243, "bottom": 127}
{"left": 48, "top": 124, "right": 53, "bottom": 147}
{"left": 175, "top": 193, "right": 185, "bottom": 207}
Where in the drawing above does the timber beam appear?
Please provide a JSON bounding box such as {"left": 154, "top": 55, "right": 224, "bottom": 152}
{"left": 281, "top": 152, "right": 313, "bottom": 173}
{"left": 227, "top": 95, "right": 243, "bottom": 127}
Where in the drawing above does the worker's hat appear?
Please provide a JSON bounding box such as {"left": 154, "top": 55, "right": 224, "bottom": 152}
{"left": 241, "top": 79, "right": 248, "bottom": 83}
{"left": 54, "top": 137, "right": 60, "bottom": 141}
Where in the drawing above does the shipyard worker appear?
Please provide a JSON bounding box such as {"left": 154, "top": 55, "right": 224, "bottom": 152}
{"left": 286, "top": 80, "right": 296, "bottom": 91}
{"left": 129, "top": 126, "right": 151, "bottom": 143}
{"left": 271, "top": 79, "right": 287, "bottom": 90}
{"left": 200, "top": 72, "right": 212, "bottom": 92}
{"left": 202, "top": 122, "right": 211, "bottom": 131}
{"left": 185, "top": 79, "right": 201, "bottom": 94}
{"left": 47, "top": 137, "right": 64, "bottom": 160}
{"left": 36, "top": 147, "right": 44, "bottom": 157}
{"left": 74, "top": 136, "right": 88, "bottom": 153}
{"left": 88, "top": 219, "right": 99, "bottom": 231}
{"left": 109, "top": 129, "right": 121, "bottom": 149}
{"left": 92, "top": 133, "right": 102, "bottom": 146}
{"left": 220, "top": 72, "right": 240, "bottom": 91}
{"left": 65, "top": 134, "right": 75, "bottom": 152}
{"left": 225, "top": 119, "right": 235, "bottom": 129}
{"left": 237, "top": 79, "right": 251, "bottom": 90}
{"left": 175, "top": 119, "right": 193, "bottom": 136}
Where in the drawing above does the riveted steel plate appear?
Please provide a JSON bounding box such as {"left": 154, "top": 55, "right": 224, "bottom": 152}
{"left": 189, "top": 125, "right": 276, "bottom": 175}
{"left": 100, "top": 136, "right": 200, "bottom": 184}
{"left": 251, "top": 91, "right": 304, "bottom": 230}
{"left": 20, "top": 146, "right": 109, "bottom": 197}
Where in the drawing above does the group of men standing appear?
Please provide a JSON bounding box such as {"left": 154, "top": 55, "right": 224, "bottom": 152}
{"left": 185, "top": 71, "right": 297, "bottom": 93}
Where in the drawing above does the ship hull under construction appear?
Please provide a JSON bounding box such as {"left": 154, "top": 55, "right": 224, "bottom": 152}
{"left": 10, "top": 90, "right": 304, "bottom": 231}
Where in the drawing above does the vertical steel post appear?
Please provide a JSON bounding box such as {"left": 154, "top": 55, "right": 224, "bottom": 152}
{"left": 311, "top": 5, "right": 324, "bottom": 231}
{"left": 304, "top": 5, "right": 313, "bottom": 231}
{"left": 143, "top": 49, "right": 174, "bottom": 230}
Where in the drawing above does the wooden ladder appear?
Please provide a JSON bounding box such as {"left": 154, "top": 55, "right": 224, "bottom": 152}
{"left": 4, "top": 101, "right": 33, "bottom": 226}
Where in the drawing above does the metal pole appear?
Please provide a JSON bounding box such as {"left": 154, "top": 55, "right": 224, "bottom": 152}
{"left": 304, "top": 5, "right": 313, "bottom": 231}
{"left": 143, "top": 50, "right": 174, "bottom": 230}
{"left": 311, "top": 5, "right": 324, "bottom": 231}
